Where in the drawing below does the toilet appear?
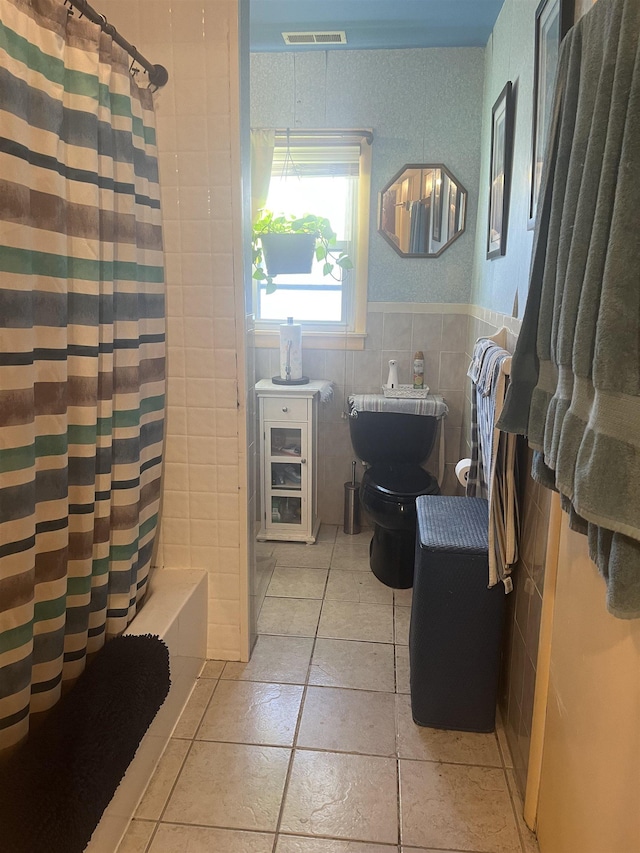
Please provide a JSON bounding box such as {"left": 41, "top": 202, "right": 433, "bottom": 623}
{"left": 348, "top": 408, "right": 441, "bottom": 589}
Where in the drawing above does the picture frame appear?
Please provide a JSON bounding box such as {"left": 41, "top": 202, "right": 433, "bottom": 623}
{"left": 528, "top": 0, "right": 574, "bottom": 228}
{"left": 487, "top": 81, "right": 514, "bottom": 260}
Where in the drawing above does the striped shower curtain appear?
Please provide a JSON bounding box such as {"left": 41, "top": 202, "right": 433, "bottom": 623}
{"left": 0, "top": 0, "right": 165, "bottom": 749}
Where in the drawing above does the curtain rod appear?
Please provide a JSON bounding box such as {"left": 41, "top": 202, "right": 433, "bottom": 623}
{"left": 64, "top": 0, "right": 169, "bottom": 89}
{"left": 273, "top": 129, "right": 374, "bottom": 145}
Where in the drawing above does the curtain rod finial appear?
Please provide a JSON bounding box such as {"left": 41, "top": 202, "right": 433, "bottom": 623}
{"left": 148, "top": 64, "right": 169, "bottom": 88}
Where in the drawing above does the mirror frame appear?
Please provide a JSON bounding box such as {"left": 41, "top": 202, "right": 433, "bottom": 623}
{"left": 378, "top": 163, "right": 467, "bottom": 258}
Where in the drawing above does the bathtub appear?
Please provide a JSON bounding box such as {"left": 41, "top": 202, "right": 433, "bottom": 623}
{"left": 86, "top": 568, "right": 208, "bottom": 853}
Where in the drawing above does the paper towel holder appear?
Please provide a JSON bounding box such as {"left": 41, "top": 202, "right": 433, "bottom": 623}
{"left": 272, "top": 322, "right": 309, "bottom": 385}
{"left": 272, "top": 375, "right": 309, "bottom": 385}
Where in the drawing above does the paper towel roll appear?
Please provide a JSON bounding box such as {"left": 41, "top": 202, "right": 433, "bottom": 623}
{"left": 455, "top": 458, "right": 471, "bottom": 486}
{"left": 279, "top": 318, "right": 302, "bottom": 380}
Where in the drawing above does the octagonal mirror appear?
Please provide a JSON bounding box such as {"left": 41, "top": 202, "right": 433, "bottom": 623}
{"left": 378, "top": 164, "right": 467, "bottom": 257}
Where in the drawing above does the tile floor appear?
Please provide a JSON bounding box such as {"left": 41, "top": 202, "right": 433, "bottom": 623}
{"left": 118, "top": 526, "right": 539, "bottom": 853}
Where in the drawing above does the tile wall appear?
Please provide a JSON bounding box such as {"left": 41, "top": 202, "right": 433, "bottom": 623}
{"left": 255, "top": 305, "right": 470, "bottom": 525}
{"left": 464, "top": 307, "right": 550, "bottom": 798}
{"left": 101, "top": 0, "right": 249, "bottom": 661}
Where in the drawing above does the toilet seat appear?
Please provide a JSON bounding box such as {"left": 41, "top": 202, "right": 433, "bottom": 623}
{"left": 361, "top": 465, "right": 439, "bottom": 532}
{"left": 362, "top": 464, "right": 438, "bottom": 499}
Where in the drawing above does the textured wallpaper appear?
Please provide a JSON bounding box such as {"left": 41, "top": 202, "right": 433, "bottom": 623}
{"left": 470, "top": 0, "right": 540, "bottom": 315}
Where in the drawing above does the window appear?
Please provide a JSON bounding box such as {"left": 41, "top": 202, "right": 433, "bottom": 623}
{"left": 255, "top": 133, "right": 371, "bottom": 338}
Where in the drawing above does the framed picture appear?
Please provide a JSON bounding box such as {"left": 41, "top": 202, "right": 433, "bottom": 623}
{"left": 487, "top": 81, "right": 514, "bottom": 260}
{"left": 528, "top": 0, "right": 574, "bottom": 228}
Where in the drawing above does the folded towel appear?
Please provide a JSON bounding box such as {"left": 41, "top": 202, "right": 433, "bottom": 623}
{"left": 466, "top": 343, "right": 511, "bottom": 499}
{"left": 467, "top": 337, "right": 495, "bottom": 387}
{"left": 467, "top": 341, "right": 518, "bottom": 588}
{"left": 498, "top": 0, "right": 640, "bottom": 618}
{"left": 348, "top": 394, "right": 448, "bottom": 418}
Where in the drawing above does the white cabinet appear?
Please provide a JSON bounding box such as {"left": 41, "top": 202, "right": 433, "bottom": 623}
{"left": 256, "top": 379, "right": 322, "bottom": 544}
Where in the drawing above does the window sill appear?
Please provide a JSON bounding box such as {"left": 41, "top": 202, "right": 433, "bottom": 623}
{"left": 254, "top": 329, "right": 366, "bottom": 351}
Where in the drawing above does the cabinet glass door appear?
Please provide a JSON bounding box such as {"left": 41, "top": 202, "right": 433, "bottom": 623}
{"left": 266, "top": 423, "right": 307, "bottom": 530}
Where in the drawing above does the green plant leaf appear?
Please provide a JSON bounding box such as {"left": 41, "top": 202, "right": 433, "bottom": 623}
{"left": 252, "top": 210, "right": 353, "bottom": 292}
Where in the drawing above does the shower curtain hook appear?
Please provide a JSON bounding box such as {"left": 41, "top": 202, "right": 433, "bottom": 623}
{"left": 129, "top": 52, "right": 141, "bottom": 76}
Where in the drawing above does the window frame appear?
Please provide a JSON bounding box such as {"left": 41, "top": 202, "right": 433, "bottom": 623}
{"left": 253, "top": 131, "right": 371, "bottom": 350}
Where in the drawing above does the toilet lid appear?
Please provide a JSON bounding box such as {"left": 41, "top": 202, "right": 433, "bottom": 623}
{"left": 363, "top": 464, "right": 438, "bottom": 499}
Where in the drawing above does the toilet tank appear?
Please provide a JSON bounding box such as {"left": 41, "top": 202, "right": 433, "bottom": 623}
{"left": 349, "top": 411, "right": 438, "bottom": 465}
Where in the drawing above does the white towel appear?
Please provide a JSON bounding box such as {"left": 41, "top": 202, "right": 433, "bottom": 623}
{"left": 348, "top": 394, "right": 448, "bottom": 418}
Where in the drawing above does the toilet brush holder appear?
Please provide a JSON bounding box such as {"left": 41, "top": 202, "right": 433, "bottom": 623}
{"left": 343, "top": 461, "right": 361, "bottom": 535}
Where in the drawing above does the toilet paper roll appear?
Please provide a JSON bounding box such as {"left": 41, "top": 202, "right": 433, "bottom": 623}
{"left": 279, "top": 320, "right": 302, "bottom": 380}
{"left": 455, "top": 458, "right": 472, "bottom": 486}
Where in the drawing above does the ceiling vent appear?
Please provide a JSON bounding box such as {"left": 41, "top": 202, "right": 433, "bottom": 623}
{"left": 282, "top": 31, "right": 347, "bottom": 46}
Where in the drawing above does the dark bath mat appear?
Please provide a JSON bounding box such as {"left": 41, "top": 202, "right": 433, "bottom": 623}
{"left": 0, "top": 634, "right": 171, "bottom": 853}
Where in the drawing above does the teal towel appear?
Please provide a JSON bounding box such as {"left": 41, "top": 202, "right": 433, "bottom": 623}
{"left": 498, "top": 0, "right": 640, "bottom": 618}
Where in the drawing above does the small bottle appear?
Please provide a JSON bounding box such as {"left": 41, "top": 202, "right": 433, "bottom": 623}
{"left": 413, "top": 351, "right": 424, "bottom": 389}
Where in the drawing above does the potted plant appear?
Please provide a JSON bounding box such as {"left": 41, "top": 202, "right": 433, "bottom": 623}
{"left": 252, "top": 210, "right": 353, "bottom": 294}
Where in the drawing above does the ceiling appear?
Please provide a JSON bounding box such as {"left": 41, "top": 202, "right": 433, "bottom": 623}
{"left": 250, "top": 0, "right": 506, "bottom": 52}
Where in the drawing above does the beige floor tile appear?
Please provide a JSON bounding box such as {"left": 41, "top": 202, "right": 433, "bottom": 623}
{"left": 164, "top": 741, "right": 290, "bottom": 831}
{"left": 256, "top": 555, "right": 276, "bottom": 606}
{"left": 330, "top": 543, "right": 372, "bottom": 571}
{"left": 400, "top": 848, "right": 469, "bottom": 852}
{"left": 117, "top": 819, "right": 156, "bottom": 853}
{"left": 222, "top": 634, "right": 314, "bottom": 684}
{"left": 148, "top": 823, "right": 274, "bottom": 852}
{"left": 273, "top": 542, "right": 335, "bottom": 568}
{"left": 506, "top": 769, "right": 540, "bottom": 853}
{"left": 394, "top": 587, "right": 413, "bottom": 607}
{"left": 496, "top": 713, "right": 514, "bottom": 769}
{"left": 335, "top": 528, "right": 373, "bottom": 545}
{"left": 280, "top": 750, "right": 398, "bottom": 844}
{"left": 201, "top": 659, "right": 225, "bottom": 678}
{"left": 298, "top": 686, "right": 396, "bottom": 756}
{"left": 325, "top": 570, "right": 393, "bottom": 605}
{"left": 172, "top": 678, "right": 216, "bottom": 739}
{"left": 258, "top": 597, "right": 322, "bottom": 637}
{"left": 267, "top": 567, "right": 329, "bottom": 599}
{"left": 309, "top": 638, "right": 395, "bottom": 692}
{"left": 395, "top": 695, "right": 502, "bottom": 765}
{"left": 318, "top": 601, "right": 394, "bottom": 643}
{"left": 399, "top": 760, "right": 520, "bottom": 852}
{"left": 317, "top": 524, "right": 338, "bottom": 542}
{"left": 135, "top": 739, "right": 190, "bottom": 821}
{"left": 394, "top": 606, "right": 411, "bottom": 645}
{"left": 395, "top": 645, "right": 410, "bottom": 694}
{"left": 198, "top": 680, "right": 303, "bottom": 746}
{"left": 256, "top": 541, "right": 275, "bottom": 558}
{"left": 277, "top": 837, "right": 397, "bottom": 852}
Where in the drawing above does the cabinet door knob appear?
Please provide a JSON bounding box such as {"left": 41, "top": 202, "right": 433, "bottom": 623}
{"left": 300, "top": 458, "right": 307, "bottom": 464}
{"left": 281, "top": 406, "right": 288, "bottom": 412}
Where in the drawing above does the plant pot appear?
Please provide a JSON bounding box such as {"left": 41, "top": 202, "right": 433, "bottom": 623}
{"left": 260, "top": 233, "right": 316, "bottom": 276}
